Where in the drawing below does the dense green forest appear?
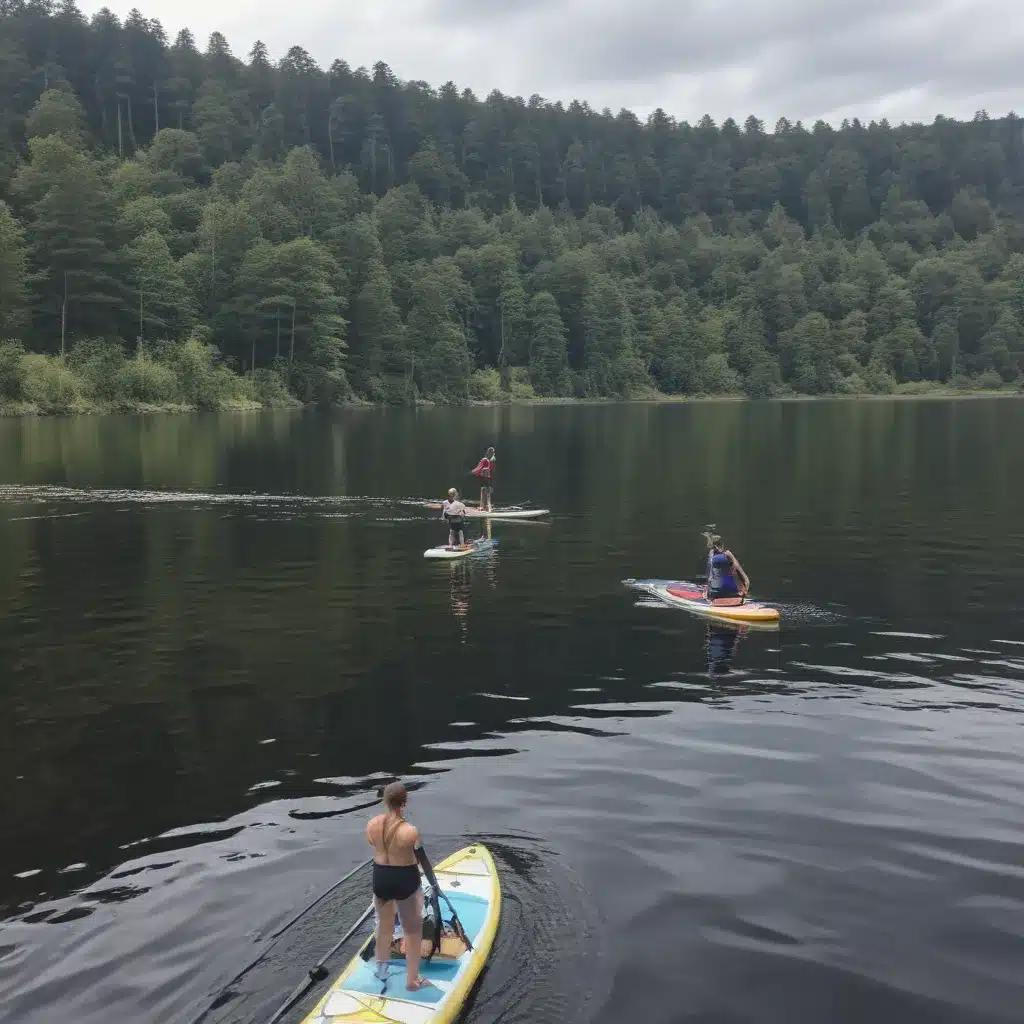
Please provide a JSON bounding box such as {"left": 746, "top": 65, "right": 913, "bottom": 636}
{"left": 2, "top": 1, "right": 1024, "bottom": 410}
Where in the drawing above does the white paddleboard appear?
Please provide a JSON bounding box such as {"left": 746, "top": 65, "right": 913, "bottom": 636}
{"left": 464, "top": 507, "right": 548, "bottom": 519}
{"left": 425, "top": 503, "right": 548, "bottom": 520}
{"left": 423, "top": 538, "right": 498, "bottom": 560}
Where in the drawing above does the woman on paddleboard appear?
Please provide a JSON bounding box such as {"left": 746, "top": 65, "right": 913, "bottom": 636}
{"left": 703, "top": 532, "right": 750, "bottom": 601}
{"left": 442, "top": 488, "right": 468, "bottom": 548}
{"left": 366, "top": 782, "right": 433, "bottom": 991}
{"left": 471, "top": 447, "right": 495, "bottom": 512}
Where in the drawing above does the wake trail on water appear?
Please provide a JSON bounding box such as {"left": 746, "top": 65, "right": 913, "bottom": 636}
{"left": 766, "top": 601, "right": 845, "bottom": 626}
{"left": 0, "top": 485, "right": 451, "bottom": 519}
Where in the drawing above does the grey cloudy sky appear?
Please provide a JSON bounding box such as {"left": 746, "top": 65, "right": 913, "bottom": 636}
{"left": 83, "top": 0, "right": 1023, "bottom": 126}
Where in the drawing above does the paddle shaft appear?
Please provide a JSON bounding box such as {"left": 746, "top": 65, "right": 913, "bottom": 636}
{"left": 264, "top": 902, "right": 375, "bottom": 1024}
{"left": 269, "top": 857, "right": 372, "bottom": 941}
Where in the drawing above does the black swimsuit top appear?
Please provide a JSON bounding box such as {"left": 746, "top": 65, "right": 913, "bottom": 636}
{"left": 380, "top": 813, "right": 411, "bottom": 865}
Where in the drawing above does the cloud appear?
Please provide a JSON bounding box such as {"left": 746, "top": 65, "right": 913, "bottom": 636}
{"left": 81, "top": 0, "right": 1024, "bottom": 125}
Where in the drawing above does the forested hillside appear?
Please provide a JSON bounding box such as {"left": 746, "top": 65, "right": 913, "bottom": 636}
{"left": 2, "top": 0, "right": 1024, "bottom": 410}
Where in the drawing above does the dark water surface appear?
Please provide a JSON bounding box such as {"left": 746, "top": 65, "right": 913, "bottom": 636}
{"left": 0, "top": 400, "right": 1022, "bottom": 1024}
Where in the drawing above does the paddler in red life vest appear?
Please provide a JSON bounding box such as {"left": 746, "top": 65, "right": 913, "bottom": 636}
{"left": 441, "top": 488, "right": 468, "bottom": 549}
{"left": 471, "top": 447, "right": 496, "bottom": 512}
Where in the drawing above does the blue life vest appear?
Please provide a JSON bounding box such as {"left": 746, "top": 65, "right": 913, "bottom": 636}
{"left": 707, "top": 550, "right": 738, "bottom": 592}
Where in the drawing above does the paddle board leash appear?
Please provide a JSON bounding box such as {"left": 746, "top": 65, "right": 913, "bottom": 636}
{"left": 262, "top": 903, "right": 377, "bottom": 1024}
{"left": 438, "top": 888, "right": 472, "bottom": 950}
{"left": 189, "top": 854, "right": 373, "bottom": 1024}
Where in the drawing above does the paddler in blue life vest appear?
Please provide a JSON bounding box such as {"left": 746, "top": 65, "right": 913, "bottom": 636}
{"left": 703, "top": 532, "right": 750, "bottom": 602}
{"left": 441, "top": 488, "right": 468, "bottom": 549}
{"left": 471, "top": 447, "right": 495, "bottom": 512}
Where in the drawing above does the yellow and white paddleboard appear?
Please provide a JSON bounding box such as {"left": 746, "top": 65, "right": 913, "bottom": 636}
{"left": 300, "top": 845, "right": 501, "bottom": 1024}
{"left": 626, "top": 578, "right": 781, "bottom": 625}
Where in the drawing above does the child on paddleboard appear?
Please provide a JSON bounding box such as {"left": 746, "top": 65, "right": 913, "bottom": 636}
{"left": 471, "top": 447, "right": 496, "bottom": 512}
{"left": 442, "top": 488, "right": 468, "bottom": 549}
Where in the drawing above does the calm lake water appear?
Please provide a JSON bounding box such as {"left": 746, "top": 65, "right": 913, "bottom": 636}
{"left": 0, "top": 400, "right": 1022, "bottom": 1024}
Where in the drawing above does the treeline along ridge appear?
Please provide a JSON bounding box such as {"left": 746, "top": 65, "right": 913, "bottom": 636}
{"left": 2, "top": 0, "right": 1024, "bottom": 410}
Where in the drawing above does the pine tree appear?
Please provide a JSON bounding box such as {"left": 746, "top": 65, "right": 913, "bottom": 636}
{"left": 527, "top": 291, "right": 568, "bottom": 395}
{"left": 0, "top": 200, "right": 29, "bottom": 336}
{"left": 13, "top": 138, "right": 127, "bottom": 351}
{"left": 232, "top": 237, "right": 346, "bottom": 371}
{"left": 350, "top": 260, "right": 405, "bottom": 390}
{"left": 123, "top": 229, "right": 196, "bottom": 341}
{"left": 25, "top": 87, "right": 87, "bottom": 144}
{"left": 581, "top": 274, "right": 633, "bottom": 395}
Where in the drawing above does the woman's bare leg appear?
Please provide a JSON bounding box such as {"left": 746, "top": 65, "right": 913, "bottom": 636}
{"left": 396, "top": 888, "right": 425, "bottom": 989}
{"left": 374, "top": 897, "right": 396, "bottom": 978}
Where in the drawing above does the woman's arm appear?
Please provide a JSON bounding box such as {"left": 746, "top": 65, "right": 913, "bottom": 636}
{"left": 728, "top": 552, "right": 750, "bottom": 593}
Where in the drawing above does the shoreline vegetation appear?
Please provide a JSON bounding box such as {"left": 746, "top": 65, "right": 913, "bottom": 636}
{"left": 3, "top": 8, "right": 1024, "bottom": 416}
{"left": 0, "top": 347, "right": 1019, "bottom": 419}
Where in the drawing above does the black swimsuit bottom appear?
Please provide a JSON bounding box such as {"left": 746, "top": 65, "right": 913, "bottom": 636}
{"left": 373, "top": 862, "right": 420, "bottom": 901}
{"left": 372, "top": 814, "right": 421, "bottom": 901}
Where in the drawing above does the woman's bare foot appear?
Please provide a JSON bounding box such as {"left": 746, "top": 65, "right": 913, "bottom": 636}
{"left": 406, "top": 976, "right": 432, "bottom": 991}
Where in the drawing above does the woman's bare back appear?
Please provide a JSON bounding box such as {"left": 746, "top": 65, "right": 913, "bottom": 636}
{"left": 366, "top": 812, "right": 419, "bottom": 866}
